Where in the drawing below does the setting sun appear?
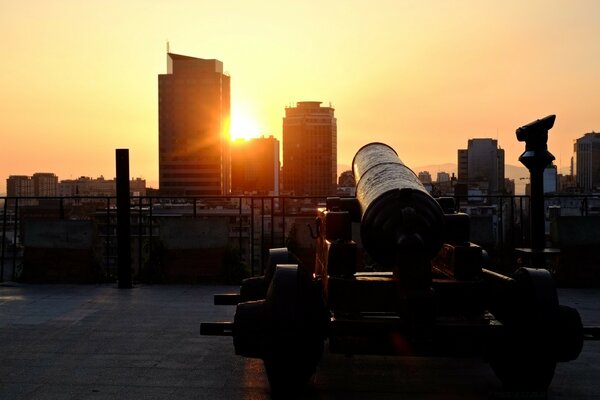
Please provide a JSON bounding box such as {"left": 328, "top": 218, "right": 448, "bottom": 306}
{"left": 230, "top": 107, "right": 262, "bottom": 141}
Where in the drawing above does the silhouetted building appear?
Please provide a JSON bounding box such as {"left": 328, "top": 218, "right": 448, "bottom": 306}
{"left": 418, "top": 171, "right": 432, "bottom": 184}
{"left": 32, "top": 173, "right": 58, "bottom": 196}
{"left": 231, "top": 136, "right": 280, "bottom": 195}
{"left": 504, "top": 178, "right": 515, "bottom": 195}
{"left": 282, "top": 101, "right": 337, "bottom": 196}
{"left": 7, "top": 175, "right": 33, "bottom": 197}
{"left": 158, "top": 53, "right": 231, "bottom": 196}
{"left": 575, "top": 132, "right": 600, "bottom": 192}
{"left": 457, "top": 138, "right": 505, "bottom": 194}
{"left": 543, "top": 164, "right": 558, "bottom": 193}
{"left": 338, "top": 170, "right": 355, "bottom": 188}
{"left": 59, "top": 177, "right": 146, "bottom": 197}
{"left": 558, "top": 174, "right": 577, "bottom": 193}
{"left": 436, "top": 171, "right": 450, "bottom": 183}
{"left": 337, "top": 170, "right": 356, "bottom": 196}
{"left": 458, "top": 149, "right": 469, "bottom": 182}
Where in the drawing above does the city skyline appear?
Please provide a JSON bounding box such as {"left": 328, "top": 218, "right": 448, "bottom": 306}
{"left": 2, "top": 1, "right": 600, "bottom": 193}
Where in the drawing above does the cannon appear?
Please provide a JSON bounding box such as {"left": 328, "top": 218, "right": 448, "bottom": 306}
{"left": 202, "top": 140, "right": 590, "bottom": 393}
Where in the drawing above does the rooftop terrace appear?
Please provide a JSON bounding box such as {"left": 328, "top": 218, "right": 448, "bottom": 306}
{"left": 1, "top": 283, "right": 599, "bottom": 399}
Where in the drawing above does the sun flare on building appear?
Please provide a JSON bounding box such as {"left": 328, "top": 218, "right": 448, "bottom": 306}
{"left": 230, "top": 108, "right": 262, "bottom": 141}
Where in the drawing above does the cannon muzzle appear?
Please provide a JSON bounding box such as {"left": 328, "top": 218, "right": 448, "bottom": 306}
{"left": 352, "top": 142, "right": 445, "bottom": 268}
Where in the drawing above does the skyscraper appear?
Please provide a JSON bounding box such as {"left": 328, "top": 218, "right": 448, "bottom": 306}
{"left": 457, "top": 138, "right": 505, "bottom": 194}
{"left": 575, "top": 132, "right": 600, "bottom": 192}
{"left": 282, "top": 101, "right": 337, "bottom": 196}
{"left": 158, "top": 53, "right": 231, "bottom": 196}
{"left": 231, "top": 136, "right": 280, "bottom": 195}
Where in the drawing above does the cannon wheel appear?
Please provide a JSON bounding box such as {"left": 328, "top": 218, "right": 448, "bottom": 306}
{"left": 489, "top": 268, "right": 558, "bottom": 391}
{"left": 263, "top": 265, "right": 327, "bottom": 394}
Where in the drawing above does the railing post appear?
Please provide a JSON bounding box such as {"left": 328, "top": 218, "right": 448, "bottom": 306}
{"left": 105, "top": 197, "right": 111, "bottom": 281}
{"left": 138, "top": 196, "right": 143, "bottom": 275}
{"left": 510, "top": 196, "right": 515, "bottom": 251}
{"left": 261, "top": 198, "right": 265, "bottom": 274}
{"left": 270, "top": 197, "right": 275, "bottom": 252}
{"left": 12, "top": 198, "right": 19, "bottom": 281}
{"left": 116, "top": 149, "right": 132, "bottom": 288}
{"left": 281, "top": 197, "right": 286, "bottom": 247}
{"left": 238, "top": 197, "right": 242, "bottom": 264}
{"left": 1, "top": 198, "right": 7, "bottom": 282}
{"left": 148, "top": 196, "right": 153, "bottom": 266}
{"left": 250, "top": 197, "right": 254, "bottom": 276}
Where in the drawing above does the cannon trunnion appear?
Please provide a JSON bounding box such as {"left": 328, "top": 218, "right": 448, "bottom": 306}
{"left": 201, "top": 142, "right": 586, "bottom": 394}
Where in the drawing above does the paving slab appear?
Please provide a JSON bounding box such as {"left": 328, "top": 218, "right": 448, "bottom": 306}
{"left": 0, "top": 283, "right": 598, "bottom": 399}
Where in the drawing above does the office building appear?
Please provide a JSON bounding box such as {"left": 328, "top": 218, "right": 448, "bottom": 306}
{"left": 457, "top": 138, "right": 505, "bottom": 194}
{"left": 32, "top": 173, "right": 58, "bottom": 197}
{"left": 282, "top": 101, "right": 337, "bottom": 196}
{"left": 231, "top": 136, "right": 280, "bottom": 195}
{"left": 418, "top": 171, "right": 432, "bottom": 184}
{"left": 158, "top": 53, "right": 231, "bottom": 196}
{"left": 6, "top": 175, "right": 34, "bottom": 197}
{"left": 543, "top": 164, "right": 558, "bottom": 193}
{"left": 436, "top": 172, "right": 450, "bottom": 183}
{"left": 575, "top": 132, "right": 600, "bottom": 192}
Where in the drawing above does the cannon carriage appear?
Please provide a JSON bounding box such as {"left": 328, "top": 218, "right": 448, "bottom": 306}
{"left": 202, "top": 137, "right": 588, "bottom": 393}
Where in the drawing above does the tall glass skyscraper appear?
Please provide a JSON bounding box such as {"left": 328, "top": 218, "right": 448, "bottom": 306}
{"left": 158, "top": 53, "right": 230, "bottom": 195}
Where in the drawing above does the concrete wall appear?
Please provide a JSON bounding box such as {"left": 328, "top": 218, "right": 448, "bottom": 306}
{"left": 550, "top": 216, "right": 600, "bottom": 286}
{"left": 22, "top": 220, "right": 100, "bottom": 283}
{"left": 158, "top": 218, "right": 232, "bottom": 282}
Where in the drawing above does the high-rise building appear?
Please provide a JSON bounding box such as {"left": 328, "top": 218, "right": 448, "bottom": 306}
{"left": 436, "top": 171, "right": 450, "bottom": 183}
{"left": 543, "top": 164, "right": 558, "bottom": 193}
{"left": 231, "top": 136, "right": 280, "bottom": 195}
{"left": 7, "top": 175, "right": 33, "bottom": 197}
{"left": 458, "top": 149, "right": 469, "bottom": 182}
{"left": 282, "top": 101, "right": 337, "bottom": 196}
{"left": 32, "top": 173, "right": 58, "bottom": 196}
{"left": 158, "top": 53, "right": 231, "bottom": 196}
{"left": 457, "top": 138, "right": 505, "bottom": 194}
{"left": 418, "top": 171, "right": 432, "bottom": 184}
{"left": 575, "top": 132, "right": 600, "bottom": 192}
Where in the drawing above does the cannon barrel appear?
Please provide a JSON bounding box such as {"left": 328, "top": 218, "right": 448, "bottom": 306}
{"left": 352, "top": 142, "right": 445, "bottom": 267}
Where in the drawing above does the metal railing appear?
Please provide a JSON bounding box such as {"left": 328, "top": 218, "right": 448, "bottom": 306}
{"left": 1, "top": 193, "right": 599, "bottom": 283}
{"left": 0, "top": 195, "right": 327, "bottom": 282}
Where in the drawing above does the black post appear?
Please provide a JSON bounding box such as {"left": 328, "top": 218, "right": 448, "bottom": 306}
{"left": 1, "top": 198, "right": 7, "bottom": 282}
{"left": 116, "top": 149, "right": 132, "bottom": 288}
{"left": 516, "top": 115, "right": 556, "bottom": 268}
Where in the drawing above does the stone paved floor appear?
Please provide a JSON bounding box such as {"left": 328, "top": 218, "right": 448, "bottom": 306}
{"left": 0, "top": 283, "right": 598, "bottom": 399}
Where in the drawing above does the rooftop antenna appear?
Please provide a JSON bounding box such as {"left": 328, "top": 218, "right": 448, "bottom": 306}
{"left": 166, "top": 41, "right": 170, "bottom": 53}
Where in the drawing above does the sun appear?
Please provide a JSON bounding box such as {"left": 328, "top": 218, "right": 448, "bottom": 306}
{"left": 230, "top": 108, "right": 262, "bottom": 141}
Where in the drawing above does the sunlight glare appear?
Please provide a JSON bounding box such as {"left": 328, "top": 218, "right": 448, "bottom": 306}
{"left": 230, "top": 109, "right": 262, "bottom": 141}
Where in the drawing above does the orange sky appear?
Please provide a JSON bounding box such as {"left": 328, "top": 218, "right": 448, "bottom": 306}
{"left": 1, "top": 1, "right": 600, "bottom": 193}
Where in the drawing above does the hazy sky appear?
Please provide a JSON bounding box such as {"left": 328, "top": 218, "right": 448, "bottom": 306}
{"left": 1, "top": 0, "right": 599, "bottom": 191}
